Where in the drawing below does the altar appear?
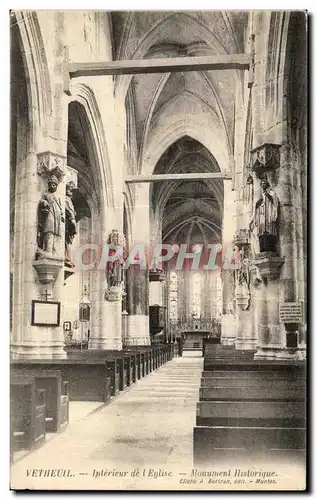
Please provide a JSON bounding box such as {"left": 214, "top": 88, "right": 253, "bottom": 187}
{"left": 182, "top": 330, "right": 211, "bottom": 350}
{"left": 171, "top": 319, "right": 221, "bottom": 350}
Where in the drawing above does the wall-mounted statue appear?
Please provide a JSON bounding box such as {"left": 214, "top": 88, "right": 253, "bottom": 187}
{"left": 37, "top": 175, "right": 64, "bottom": 259}
{"left": 249, "top": 174, "right": 279, "bottom": 253}
{"left": 237, "top": 255, "right": 251, "bottom": 292}
{"left": 107, "top": 229, "right": 126, "bottom": 289}
{"left": 65, "top": 182, "right": 77, "bottom": 268}
{"left": 235, "top": 248, "right": 251, "bottom": 310}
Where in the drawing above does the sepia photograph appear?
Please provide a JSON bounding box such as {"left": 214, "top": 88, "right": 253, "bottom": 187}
{"left": 9, "top": 9, "right": 307, "bottom": 491}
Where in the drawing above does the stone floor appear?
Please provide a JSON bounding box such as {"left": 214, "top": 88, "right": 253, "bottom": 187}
{"left": 11, "top": 351, "right": 203, "bottom": 490}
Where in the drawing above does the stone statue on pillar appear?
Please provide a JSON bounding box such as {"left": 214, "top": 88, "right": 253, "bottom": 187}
{"left": 65, "top": 182, "right": 77, "bottom": 268}
{"left": 37, "top": 175, "right": 64, "bottom": 259}
{"left": 106, "top": 229, "right": 126, "bottom": 289}
{"left": 232, "top": 230, "right": 251, "bottom": 311}
{"left": 249, "top": 174, "right": 279, "bottom": 253}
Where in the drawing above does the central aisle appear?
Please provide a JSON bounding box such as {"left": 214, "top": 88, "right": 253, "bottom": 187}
{"left": 11, "top": 351, "right": 203, "bottom": 490}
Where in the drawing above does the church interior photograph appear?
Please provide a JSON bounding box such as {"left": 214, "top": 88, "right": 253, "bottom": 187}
{"left": 9, "top": 10, "right": 307, "bottom": 491}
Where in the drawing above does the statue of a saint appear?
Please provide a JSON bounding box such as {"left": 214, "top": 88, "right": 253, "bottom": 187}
{"left": 37, "top": 175, "right": 64, "bottom": 258}
{"left": 237, "top": 255, "right": 251, "bottom": 292}
{"left": 249, "top": 175, "right": 279, "bottom": 253}
{"left": 107, "top": 230, "right": 126, "bottom": 288}
{"left": 65, "top": 182, "right": 77, "bottom": 267}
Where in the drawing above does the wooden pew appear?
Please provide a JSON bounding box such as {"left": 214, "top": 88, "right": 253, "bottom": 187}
{"left": 194, "top": 426, "right": 306, "bottom": 464}
{"left": 106, "top": 359, "right": 120, "bottom": 397}
{"left": 12, "top": 360, "right": 113, "bottom": 403}
{"left": 153, "top": 349, "right": 158, "bottom": 369}
{"left": 196, "top": 399, "right": 305, "bottom": 427}
{"left": 117, "top": 355, "right": 133, "bottom": 391}
{"left": 194, "top": 347, "right": 306, "bottom": 466}
{"left": 144, "top": 352, "right": 149, "bottom": 375}
{"left": 199, "top": 385, "right": 305, "bottom": 402}
{"left": 128, "top": 353, "right": 137, "bottom": 383}
{"left": 201, "top": 369, "right": 306, "bottom": 379}
{"left": 148, "top": 351, "right": 153, "bottom": 372}
{"left": 11, "top": 375, "right": 46, "bottom": 455}
{"left": 11, "top": 369, "right": 69, "bottom": 433}
{"left": 203, "top": 358, "right": 306, "bottom": 371}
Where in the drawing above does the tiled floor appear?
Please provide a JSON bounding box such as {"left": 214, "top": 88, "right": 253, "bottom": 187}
{"left": 11, "top": 352, "right": 203, "bottom": 490}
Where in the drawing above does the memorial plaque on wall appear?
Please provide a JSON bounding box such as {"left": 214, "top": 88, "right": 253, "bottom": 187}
{"left": 31, "top": 300, "right": 61, "bottom": 327}
{"left": 279, "top": 302, "right": 303, "bottom": 324}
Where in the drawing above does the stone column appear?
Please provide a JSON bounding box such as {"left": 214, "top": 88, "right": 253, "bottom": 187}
{"left": 11, "top": 12, "right": 69, "bottom": 360}
{"left": 276, "top": 144, "right": 304, "bottom": 359}
{"left": 89, "top": 227, "right": 124, "bottom": 351}
{"left": 221, "top": 182, "right": 236, "bottom": 346}
{"left": 253, "top": 254, "right": 285, "bottom": 359}
{"left": 233, "top": 231, "right": 258, "bottom": 351}
{"left": 125, "top": 184, "right": 151, "bottom": 346}
{"left": 221, "top": 270, "right": 236, "bottom": 346}
{"left": 149, "top": 279, "right": 164, "bottom": 307}
{"left": 126, "top": 267, "right": 150, "bottom": 346}
{"left": 11, "top": 152, "right": 68, "bottom": 360}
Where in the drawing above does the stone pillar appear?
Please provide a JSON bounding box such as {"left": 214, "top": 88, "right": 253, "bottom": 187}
{"left": 253, "top": 252, "right": 285, "bottom": 359}
{"left": 235, "top": 307, "right": 257, "bottom": 351}
{"left": 11, "top": 152, "right": 68, "bottom": 359}
{"left": 122, "top": 310, "right": 128, "bottom": 343}
{"left": 233, "top": 230, "right": 258, "bottom": 350}
{"left": 221, "top": 182, "right": 237, "bottom": 346}
{"left": 149, "top": 279, "right": 163, "bottom": 306}
{"left": 276, "top": 144, "right": 304, "bottom": 359}
{"left": 89, "top": 228, "right": 125, "bottom": 351}
{"left": 126, "top": 267, "right": 150, "bottom": 346}
{"left": 149, "top": 270, "right": 166, "bottom": 341}
{"left": 221, "top": 270, "right": 236, "bottom": 346}
{"left": 11, "top": 12, "right": 71, "bottom": 360}
{"left": 125, "top": 184, "right": 151, "bottom": 346}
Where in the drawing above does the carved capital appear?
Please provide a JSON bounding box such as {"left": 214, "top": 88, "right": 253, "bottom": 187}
{"left": 37, "top": 152, "right": 66, "bottom": 181}
{"left": 250, "top": 143, "right": 281, "bottom": 175}
{"left": 253, "top": 252, "right": 284, "bottom": 281}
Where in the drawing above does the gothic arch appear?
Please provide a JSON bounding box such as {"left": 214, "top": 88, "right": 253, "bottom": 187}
{"left": 12, "top": 11, "right": 52, "bottom": 146}
{"left": 69, "top": 83, "right": 115, "bottom": 210}
{"left": 142, "top": 121, "right": 230, "bottom": 176}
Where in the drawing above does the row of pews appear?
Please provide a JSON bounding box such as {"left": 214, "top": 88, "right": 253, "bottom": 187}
{"left": 193, "top": 344, "right": 306, "bottom": 466}
{"left": 11, "top": 343, "right": 175, "bottom": 462}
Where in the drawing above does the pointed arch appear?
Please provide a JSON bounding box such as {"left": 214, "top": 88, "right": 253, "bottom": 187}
{"left": 69, "top": 83, "right": 114, "bottom": 209}
{"left": 11, "top": 11, "right": 52, "bottom": 147}
{"left": 142, "top": 121, "right": 230, "bottom": 175}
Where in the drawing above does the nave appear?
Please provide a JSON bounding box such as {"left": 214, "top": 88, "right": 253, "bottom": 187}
{"left": 9, "top": 10, "right": 307, "bottom": 491}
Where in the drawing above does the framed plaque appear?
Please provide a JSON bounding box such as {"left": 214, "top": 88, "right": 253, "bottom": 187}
{"left": 63, "top": 321, "right": 71, "bottom": 331}
{"left": 279, "top": 302, "right": 303, "bottom": 324}
{"left": 31, "top": 300, "right": 61, "bottom": 327}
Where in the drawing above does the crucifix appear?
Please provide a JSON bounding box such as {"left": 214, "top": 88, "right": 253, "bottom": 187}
{"left": 41, "top": 289, "right": 52, "bottom": 301}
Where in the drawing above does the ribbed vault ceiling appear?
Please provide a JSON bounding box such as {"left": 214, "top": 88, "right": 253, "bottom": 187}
{"left": 113, "top": 12, "right": 248, "bottom": 244}
{"left": 151, "top": 137, "right": 223, "bottom": 245}
{"left": 112, "top": 11, "right": 249, "bottom": 171}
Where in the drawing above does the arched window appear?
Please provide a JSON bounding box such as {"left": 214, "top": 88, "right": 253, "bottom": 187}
{"left": 210, "top": 271, "right": 223, "bottom": 318}
{"left": 169, "top": 271, "right": 178, "bottom": 322}
{"left": 191, "top": 273, "right": 202, "bottom": 319}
